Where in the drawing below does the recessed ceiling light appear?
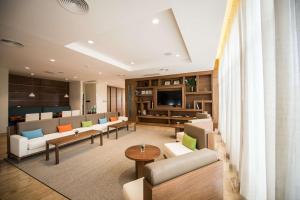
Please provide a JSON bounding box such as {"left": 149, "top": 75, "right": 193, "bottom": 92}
{"left": 65, "top": 78, "right": 69, "bottom": 81}
{"left": 73, "top": 76, "right": 78, "bottom": 79}
{"left": 164, "top": 52, "right": 173, "bottom": 56}
{"left": 98, "top": 72, "right": 102, "bottom": 75}
{"left": 25, "top": 66, "right": 30, "bottom": 70}
{"left": 152, "top": 18, "right": 160, "bottom": 24}
{"left": 30, "top": 72, "right": 35, "bottom": 76}
{"left": 130, "top": 61, "right": 135, "bottom": 65}
{"left": 88, "top": 40, "right": 94, "bottom": 44}
{"left": 175, "top": 54, "right": 180, "bottom": 57}
{"left": 49, "top": 59, "right": 56, "bottom": 62}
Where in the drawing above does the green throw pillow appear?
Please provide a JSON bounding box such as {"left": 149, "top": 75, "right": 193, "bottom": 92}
{"left": 182, "top": 134, "right": 197, "bottom": 150}
{"left": 82, "top": 121, "right": 93, "bottom": 127}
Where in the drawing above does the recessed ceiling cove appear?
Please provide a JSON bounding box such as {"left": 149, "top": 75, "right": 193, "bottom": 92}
{"left": 64, "top": 9, "right": 191, "bottom": 71}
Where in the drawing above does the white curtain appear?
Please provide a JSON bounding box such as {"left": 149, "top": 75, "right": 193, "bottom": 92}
{"left": 218, "top": 0, "right": 300, "bottom": 199}
{"left": 219, "top": 13, "right": 242, "bottom": 173}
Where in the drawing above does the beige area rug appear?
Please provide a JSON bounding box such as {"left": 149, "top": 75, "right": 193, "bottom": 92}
{"left": 9, "top": 125, "right": 175, "bottom": 200}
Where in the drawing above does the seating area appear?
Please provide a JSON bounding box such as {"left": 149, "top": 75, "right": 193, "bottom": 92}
{"left": 9, "top": 112, "right": 128, "bottom": 160}
{"left": 0, "top": 1, "right": 299, "bottom": 200}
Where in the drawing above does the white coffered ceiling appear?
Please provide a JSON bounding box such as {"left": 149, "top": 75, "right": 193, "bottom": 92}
{"left": 0, "top": 0, "right": 226, "bottom": 81}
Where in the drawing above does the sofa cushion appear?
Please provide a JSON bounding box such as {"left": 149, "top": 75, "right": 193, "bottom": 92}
{"left": 22, "top": 129, "right": 43, "bottom": 140}
{"left": 82, "top": 121, "right": 93, "bottom": 127}
{"left": 59, "top": 116, "right": 86, "bottom": 129}
{"left": 123, "top": 178, "right": 143, "bottom": 200}
{"left": 145, "top": 148, "right": 218, "bottom": 186}
{"left": 86, "top": 113, "right": 105, "bottom": 125}
{"left": 184, "top": 123, "right": 206, "bottom": 149}
{"left": 57, "top": 124, "right": 73, "bottom": 133}
{"left": 44, "top": 133, "right": 61, "bottom": 140}
{"left": 110, "top": 117, "right": 118, "bottom": 122}
{"left": 163, "top": 142, "right": 193, "bottom": 158}
{"left": 182, "top": 134, "right": 197, "bottom": 150}
{"left": 18, "top": 118, "right": 59, "bottom": 135}
{"left": 99, "top": 118, "right": 107, "bottom": 124}
{"left": 28, "top": 137, "right": 46, "bottom": 150}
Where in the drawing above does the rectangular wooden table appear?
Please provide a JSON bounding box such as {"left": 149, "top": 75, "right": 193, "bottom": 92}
{"left": 107, "top": 121, "right": 136, "bottom": 139}
{"left": 46, "top": 130, "right": 102, "bottom": 164}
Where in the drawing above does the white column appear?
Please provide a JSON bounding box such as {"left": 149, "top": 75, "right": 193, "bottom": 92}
{"left": 0, "top": 67, "right": 8, "bottom": 133}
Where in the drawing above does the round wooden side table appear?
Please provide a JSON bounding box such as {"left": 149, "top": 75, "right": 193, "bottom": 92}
{"left": 125, "top": 145, "right": 160, "bottom": 178}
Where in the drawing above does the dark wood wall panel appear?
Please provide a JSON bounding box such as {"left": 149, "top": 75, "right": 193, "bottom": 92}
{"left": 107, "top": 86, "right": 124, "bottom": 115}
{"left": 9, "top": 74, "right": 69, "bottom": 107}
{"left": 110, "top": 87, "right": 117, "bottom": 112}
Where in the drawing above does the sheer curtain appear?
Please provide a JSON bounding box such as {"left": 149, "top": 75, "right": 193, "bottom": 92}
{"left": 218, "top": 0, "right": 300, "bottom": 199}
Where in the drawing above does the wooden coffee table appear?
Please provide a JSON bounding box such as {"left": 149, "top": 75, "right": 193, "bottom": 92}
{"left": 125, "top": 145, "right": 160, "bottom": 178}
{"left": 46, "top": 130, "right": 102, "bottom": 164}
{"left": 107, "top": 121, "right": 136, "bottom": 139}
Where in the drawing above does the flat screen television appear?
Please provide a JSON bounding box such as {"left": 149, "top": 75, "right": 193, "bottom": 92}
{"left": 157, "top": 90, "right": 182, "bottom": 107}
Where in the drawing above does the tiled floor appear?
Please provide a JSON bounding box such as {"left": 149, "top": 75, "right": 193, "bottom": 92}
{"left": 0, "top": 131, "right": 241, "bottom": 200}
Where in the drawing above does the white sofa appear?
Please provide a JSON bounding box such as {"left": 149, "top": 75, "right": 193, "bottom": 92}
{"left": 163, "top": 122, "right": 209, "bottom": 158}
{"left": 9, "top": 113, "right": 128, "bottom": 159}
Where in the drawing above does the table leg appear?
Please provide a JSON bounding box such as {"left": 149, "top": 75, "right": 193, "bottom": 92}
{"left": 100, "top": 132, "right": 103, "bottom": 146}
{"left": 107, "top": 126, "right": 109, "bottom": 138}
{"left": 134, "top": 123, "right": 136, "bottom": 131}
{"left": 91, "top": 135, "right": 94, "bottom": 144}
{"left": 46, "top": 143, "right": 49, "bottom": 161}
{"left": 136, "top": 160, "right": 154, "bottom": 178}
{"left": 127, "top": 124, "right": 129, "bottom": 131}
{"left": 55, "top": 144, "right": 59, "bottom": 165}
{"left": 116, "top": 128, "right": 118, "bottom": 140}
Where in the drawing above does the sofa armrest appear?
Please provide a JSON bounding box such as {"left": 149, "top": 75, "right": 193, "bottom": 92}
{"left": 10, "top": 135, "right": 28, "bottom": 157}
{"left": 176, "top": 131, "right": 184, "bottom": 142}
{"left": 145, "top": 148, "right": 218, "bottom": 186}
{"left": 119, "top": 116, "right": 128, "bottom": 121}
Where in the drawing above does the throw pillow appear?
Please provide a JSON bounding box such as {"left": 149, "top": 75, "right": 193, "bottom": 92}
{"left": 99, "top": 118, "right": 107, "bottom": 124}
{"left": 22, "top": 129, "right": 43, "bottom": 140}
{"left": 82, "top": 121, "right": 93, "bottom": 127}
{"left": 182, "top": 134, "right": 197, "bottom": 151}
{"left": 110, "top": 117, "right": 118, "bottom": 122}
{"left": 57, "top": 124, "right": 73, "bottom": 133}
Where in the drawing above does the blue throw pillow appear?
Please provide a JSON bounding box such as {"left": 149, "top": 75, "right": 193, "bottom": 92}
{"left": 22, "top": 129, "right": 43, "bottom": 140}
{"left": 99, "top": 118, "right": 107, "bottom": 124}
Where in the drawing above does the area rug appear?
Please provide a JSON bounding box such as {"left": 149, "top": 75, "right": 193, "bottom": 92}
{"left": 8, "top": 125, "right": 175, "bottom": 200}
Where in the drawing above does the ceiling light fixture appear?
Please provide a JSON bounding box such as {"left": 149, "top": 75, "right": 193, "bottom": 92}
{"left": 64, "top": 80, "right": 69, "bottom": 98}
{"left": 152, "top": 18, "right": 160, "bottom": 24}
{"left": 50, "top": 59, "right": 56, "bottom": 62}
{"left": 65, "top": 78, "right": 69, "bottom": 81}
{"left": 28, "top": 73, "right": 35, "bottom": 98}
{"left": 25, "top": 66, "right": 30, "bottom": 70}
{"left": 98, "top": 72, "right": 102, "bottom": 75}
{"left": 73, "top": 76, "right": 78, "bottom": 79}
{"left": 130, "top": 61, "right": 135, "bottom": 65}
{"left": 175, "top": 54, "right": 180, "bottom": 57}
{"left": 57, "top": 0, "right": 90, "bottom": 14}
{"left": 88, "top": 40, "right": 94, "bottom": 44}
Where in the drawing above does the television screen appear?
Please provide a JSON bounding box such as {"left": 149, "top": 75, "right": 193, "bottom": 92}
{"left": 157, "top": 90, "right": 182, "bottom": 106}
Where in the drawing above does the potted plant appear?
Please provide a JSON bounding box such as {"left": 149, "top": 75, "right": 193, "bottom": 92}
{"left": 185, "top": 78, "right": 196, "bottom": 92}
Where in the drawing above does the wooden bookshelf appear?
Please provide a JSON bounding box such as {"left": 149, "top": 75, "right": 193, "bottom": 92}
{"left": 125, "top": 71, "right": 216, "bottom": 126}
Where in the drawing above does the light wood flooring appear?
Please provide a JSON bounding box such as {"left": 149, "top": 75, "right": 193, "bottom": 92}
{"left": 0, "top": 131, "right": 241, "bottom": 200}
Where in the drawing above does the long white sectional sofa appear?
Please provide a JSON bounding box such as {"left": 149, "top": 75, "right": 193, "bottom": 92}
{"left": 163, "top": 117, "right": 213, "bottom": 158}
{"left": 8, "top": 112, "right": 128, "bottom": 160}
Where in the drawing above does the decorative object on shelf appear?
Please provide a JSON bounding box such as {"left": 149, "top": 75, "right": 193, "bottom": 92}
{"left": 141, "top": 90, "right": 146, "bottom": 95}
{"left": 187, "top": 103, "right": 191, "bottom": 109}
{"left": 135, "top": 90, "right": 140, "bottom": 96}
{"left": 138, "top": 110, "right": 141, "bottom": 115}
{"left": 142, "top": 110, "right": 147, "bottom": 116}
{"left": 194, "top": 100, "right": 203, "bottom": 110}
{"left": 75, "top": 130, "right": 79, "bottom": 136}
{"left": 173, "top": 80, "right": 180, "bottom": 85}
{"left": 140, "top": 144, "right": 146, "bottom": 152}
{"left": 164, "top": 81, "right": 171, "bottom": 86}
{"left": 185, "top": 77, "right": 196, "bottom": 92}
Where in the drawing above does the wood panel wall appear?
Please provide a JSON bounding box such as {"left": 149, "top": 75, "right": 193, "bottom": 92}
{"left": 107, "top": 86, "right": 124, "bottom": 115}
{"left": 9, "top": 74, "right": 69, "bottom": 107}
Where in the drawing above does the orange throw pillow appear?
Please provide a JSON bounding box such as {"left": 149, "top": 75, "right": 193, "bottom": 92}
{"left": 57, "top": 124, "right": 73, "bottom": 133}
{"left": 110, "top": 117, "right": 118, "bottom": 122}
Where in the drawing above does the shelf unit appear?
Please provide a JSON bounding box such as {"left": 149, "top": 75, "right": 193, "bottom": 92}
{"left": 125, "top": 71, "right": 215, "bottom": 126}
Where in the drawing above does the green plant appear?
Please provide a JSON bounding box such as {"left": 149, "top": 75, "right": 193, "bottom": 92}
{"left": 185, "top": 78, "right": 196, "bottom": 87}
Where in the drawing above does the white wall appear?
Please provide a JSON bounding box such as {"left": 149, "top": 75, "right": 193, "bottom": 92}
{"left": 96, "top": 78, "right": 125, "bottom": 114}
{"left": 0, "top": 67, "right": 8, "bottom": 133}
{"left": 69, "top": 81, "right": 83, "bottom": 114}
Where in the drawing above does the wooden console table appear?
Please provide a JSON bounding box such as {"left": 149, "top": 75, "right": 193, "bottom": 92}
{"left": 46, "top": 130, "right": 102, "bottom": 164}
{"left": 107, "top": 121, "right": 136, "bottom": 139}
